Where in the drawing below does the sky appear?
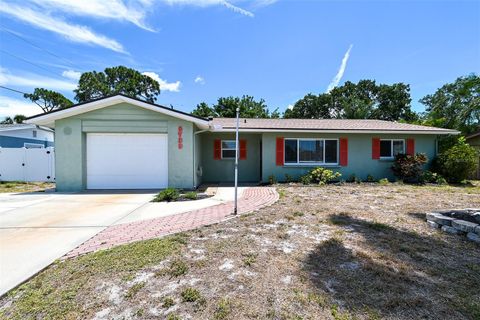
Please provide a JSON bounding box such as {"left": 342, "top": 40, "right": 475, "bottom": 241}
{"left": 0, "top": 0, "right": 479, "bottom": 118}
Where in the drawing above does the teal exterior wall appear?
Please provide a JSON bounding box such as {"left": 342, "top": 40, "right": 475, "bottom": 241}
{"left": 55, "top": 103, "right": 195, "bottom": 191}
{"left": 261, "top": 132, "right": 438, "bottom": 182}
{"left": 200, "top": 132, "right": 261, "bottom": 183}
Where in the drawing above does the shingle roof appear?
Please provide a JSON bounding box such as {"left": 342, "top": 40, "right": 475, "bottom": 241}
{"left": 210, "top": 118, "right": 458, "bottom": 133}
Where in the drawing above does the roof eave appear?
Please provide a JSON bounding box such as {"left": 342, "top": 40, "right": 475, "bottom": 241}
{"left": 211, "top": 128, "right": 460, "bottom": 135}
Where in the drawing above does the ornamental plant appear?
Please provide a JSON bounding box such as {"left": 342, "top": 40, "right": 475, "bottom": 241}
{"left": 308, "top": 167, "right": 342, "bottom": 185}
{"left": 435, "top": 137, "right": 478, "bottom": 183}
{"left": 391, "top": 153, "right": 428, "bottom": 183}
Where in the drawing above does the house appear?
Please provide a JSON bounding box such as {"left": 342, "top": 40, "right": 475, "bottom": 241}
{"left": 0, "top": 124, "right": 54, "bottom": 148}
{"left": 466, "top": 131, "right": 480, "bottom": 179}
{"left": 26, "top": 94, "right": 459, "bottom": 191}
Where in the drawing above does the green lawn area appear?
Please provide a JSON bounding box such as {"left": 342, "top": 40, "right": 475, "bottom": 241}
{"left": 1, "top": 183, "right": 479, "bottom": 319}
{"left": 0, "top": 181, "right": 55, "bottom": 193}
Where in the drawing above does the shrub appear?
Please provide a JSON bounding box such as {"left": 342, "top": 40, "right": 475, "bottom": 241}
{"left": 268, "top": 174, "right": 277, "bottom": 185}
{"left": 366, "top": 174, "right": 375, "bottom": 182}
{"left": 378, "top": 178, "right": 390, "bottom": 185}
{"left": 300, "top": 174, "right": 312, "bottom": 185}
{"left": 184, "top": 191, "right": 197, "bottom": 200}
{"left": 435, "top": 137, "right": 478, "bottom": 183}
{"left": 309, "top": 167, "right": 342, "bottom": 185}
{"left": 420, "top": 170, "right": 448, "bottom": 185}
{"left": 154, "top": 188, "right": 180, "bottom": 202}
{"left": 347, "top": 174, "right": 361, "bottom": 183}
{"left": 391, "top": 153, "right": 428, "bottom": 183}
{"left": 284, "top": 174, "right": 294, "bottom": 183}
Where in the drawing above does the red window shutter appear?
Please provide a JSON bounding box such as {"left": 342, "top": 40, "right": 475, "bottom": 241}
{"left": 276, "top": 137, "right": 284, "bottom": 166}
{"left": 372, "top": 138, "right": 380, "bottom": 160}
{"left": 239, "top": 139, "right": 247, "bottom": 160}
{"left": 339, "top": 137, "right": 348, "bottom": 166}
{"left": 406, "top": 138, "right": 415, "bottom": 155}
{"left": 214, "top": 139, "right": 221, "bottom": 160}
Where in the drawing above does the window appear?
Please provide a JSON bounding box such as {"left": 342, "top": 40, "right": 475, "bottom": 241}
{"left": 380, "top": 139, "right": 404, "bottom": 158}
{"left": 284, "top": 139, "right": 338, "bottom": 165}
{"left": 221, "top": 140, "right": 236, "bottom": 159}
{"left": 32, "top": 130, "right": 37, "bottom": 138}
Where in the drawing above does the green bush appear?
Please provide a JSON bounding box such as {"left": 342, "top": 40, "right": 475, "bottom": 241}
{"left": 420, "top": 170, "right": 448, "bottom": 185}
{"left": 184, "top": 191, "right": 197, "bottom": 200}
{"left": 308, "top": 167, "right": 342, "bottom": 185}
{"left": 391, "top": 153, "right": 428, "bottom": 183}
{"left": 435, "top": 137, "right": 478, "bottom": 183}
{"left": 153, "top": 188, "right": 180, "bottom": 202}
{"left": 366, "top": 174, "right": 375, "bottom": 182}
{"left": 300, "top": 174, "right": 312, "bottom": 185}
{"left": 378, "top": 178, "right": 390, "bottom": 185}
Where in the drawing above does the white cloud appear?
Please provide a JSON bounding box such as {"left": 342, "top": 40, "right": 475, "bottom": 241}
{"left": 0, "top": 2, "right": 126, "bottom": 53}
{"left": 0, "top": 96, "right": 42, "bottom": 118}
{"left": 326, "top": 44, "right": 353, "bottom": 93}
{"left": 194, "top": 76, "right": 205, "bottom": 85}
{"left": 29, "top": 0, "right": 155, "bottom": 32}
{"left": 163, "top": 0, "right": 254, "bottom": 17}
{"left": 62, "top": 70, "right": 82, "bottom": 81}
{"left": 142, "top": 72, "right": 181, "bottom": 92}
{"left": 0, "top": 68, "right": 76, "bottom": 91}
{"left": 287, "top": 104, "right": 294, "bottom": 110}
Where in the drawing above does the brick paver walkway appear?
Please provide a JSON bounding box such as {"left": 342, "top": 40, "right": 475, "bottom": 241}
{"left": 64, "top": 187, "right": 278, "bottom": 258}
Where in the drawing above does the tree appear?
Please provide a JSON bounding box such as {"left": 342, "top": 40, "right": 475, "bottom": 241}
{"left": 24, "top": 88, "right": 73, "bottom": 113}
{"left": 191, "top": 95, "right": 279, "bottom": 118}
{"left": 0, "top": 114, "right": 26, "bottom": 124}
{"left": 285, "top": 80, "right": 417, "bottom": 121}
{"left": 74, "top": 66, "right": 160, "bottom": 103}
{"left": 420, "top": 74, "right": 479, "bottom": 135}
{"left": 435, "top": 137, "right": 478, "bottom": 183}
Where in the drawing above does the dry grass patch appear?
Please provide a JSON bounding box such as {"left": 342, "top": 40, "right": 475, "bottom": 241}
{"left": 1, "top": 183, "right": 479, "bottom": 319}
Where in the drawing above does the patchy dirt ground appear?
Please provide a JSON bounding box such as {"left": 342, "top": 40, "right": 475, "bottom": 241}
{"left": 1, "top": 183, "right": 479, "bottom": 320}
{"left": 0, "top": 181, "right": 54, "bottom": 193}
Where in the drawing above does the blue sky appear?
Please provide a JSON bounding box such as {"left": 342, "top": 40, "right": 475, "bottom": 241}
{"left": 0, "top": 0, "right": 479, "bottom": 118}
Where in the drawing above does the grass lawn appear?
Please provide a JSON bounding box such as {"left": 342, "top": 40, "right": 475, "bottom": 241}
{"left": 1, "top": 183, "right": 479, "bottom": 319}
{"left": 0, "top": 181, "right": 54, "bottom": 193}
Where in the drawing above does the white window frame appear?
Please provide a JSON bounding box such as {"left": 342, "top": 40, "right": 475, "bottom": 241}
{"left": 24, "top": 142, "right": 44, "bottom": 149}
{"left": 379, "top": 139, "right": 405, "bottom": 159}
{"left": 221, "top": 140, "right": 237, "bottom": 159}
{"left": 284, "top": 138, "right": 339, "bottom": 166}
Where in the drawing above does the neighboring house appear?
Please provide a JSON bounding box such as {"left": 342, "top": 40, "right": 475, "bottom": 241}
{"left": 26, "top": 94, "right": 459, "bottom": 191}
{"left": 0, "top": 124, "right": 54, "bottom": 148}
{"left": 466, "top": 131, "right": 480, "bottom": 179}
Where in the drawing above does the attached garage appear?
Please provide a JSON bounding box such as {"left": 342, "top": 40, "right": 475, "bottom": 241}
{"left": 86, "top": 133, "right": 168, "bottom": 189}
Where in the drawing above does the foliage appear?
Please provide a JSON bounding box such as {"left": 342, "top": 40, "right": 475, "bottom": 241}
{"left": 347, "top": 174, "right": 361, "bottom": 183}
{"left": 184, "top": 191, "right": 198, "bottom": 200}
{"left": 308, "top": 167, "right": 342, "bottom": 185}
{"left": 153, "top": 188, "right": 180, "bottom": 202}
{"left": 285, "top": 80, "right": 417, "bottom": 122}
{"left": 0, "top": 115, "right": 24, "bottom": 124}
{"left": 162, "top": 297, "right": 175, "bottom": 308}
{"left": 378, "top": 178, "right": 390, "bottom": 185}
{"left": 158, "top": 259, "right": 189, "bottom": 278}
{"left": 214, "top": 298, "right": 231, "bottom": 320}
{"left": 284, "top": 174, "right": 294, "bottom": 183}
{"left": 300, "top": 174, "right": 312, "bottom": 185}
{"left": 391, "top": 153, "right": 428, "bottom": 183}
{"left": 268, "top": 174, "right": 277, "bottom": 185}
{"left": 24, "top": 88, "right": 73, "bottom": 113}
{"left": 435, "top": 137, "right": 478, "bottom": 183}
{"left": 419, "top": 74, "right": 479, "bottom": 135}
{"left": 191, "top": 95, "right": 279, "bottom": 118}
{"left": 420, "top": 171, "right": 448, "bottom": 185}
{"left": 181, "top": 287, "right": 202, "bottom": 302}
{"left": 366, "top": 174, "right": 375, "bottom": 182}
{"left": 74, "top": 66, "right": 160, "bottom": 103}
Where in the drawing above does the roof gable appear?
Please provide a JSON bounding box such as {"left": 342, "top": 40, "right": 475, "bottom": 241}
{"left": 26, "top": 95, "right": 209, "bottom": 129}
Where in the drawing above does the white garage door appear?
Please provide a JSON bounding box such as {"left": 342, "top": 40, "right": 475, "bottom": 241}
{"left": 86, "top": 133, "right": 168, "bottom": 189}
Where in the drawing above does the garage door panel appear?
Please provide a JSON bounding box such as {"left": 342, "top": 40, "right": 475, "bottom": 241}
{"left": 86, "top": 133, "right": 168, "bottom": 189}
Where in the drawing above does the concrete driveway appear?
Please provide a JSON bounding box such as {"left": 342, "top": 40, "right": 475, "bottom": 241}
{"left": 0, "top": 191, "right": 155, "bottom": 296}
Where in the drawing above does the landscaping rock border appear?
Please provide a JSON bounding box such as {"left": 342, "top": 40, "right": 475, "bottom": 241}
{"left": 426, "top": 209, "right": 480, "bottom": 244}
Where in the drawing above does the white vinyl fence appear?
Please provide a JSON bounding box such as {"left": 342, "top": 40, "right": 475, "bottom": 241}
{"left": 0, "top": 147, "right": 55, "bottom": 182}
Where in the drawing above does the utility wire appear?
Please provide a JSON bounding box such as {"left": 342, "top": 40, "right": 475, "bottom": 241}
{"left": 0, "top": 26, "right": 77, "bottom": 68}
{"left": 0, "top": 49, "right": 67, "bottom": 78}
{"left": 0, "top": 85, "right": 28, "bottom": 95}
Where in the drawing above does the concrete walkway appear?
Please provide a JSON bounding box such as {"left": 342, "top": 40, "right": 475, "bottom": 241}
{"left": 65, "top": 187, "right": 278, "bottom": 258}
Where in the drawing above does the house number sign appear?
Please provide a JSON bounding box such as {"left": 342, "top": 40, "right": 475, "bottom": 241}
{"left": 178, "top": 126, "right": 183, "bottom": 149}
